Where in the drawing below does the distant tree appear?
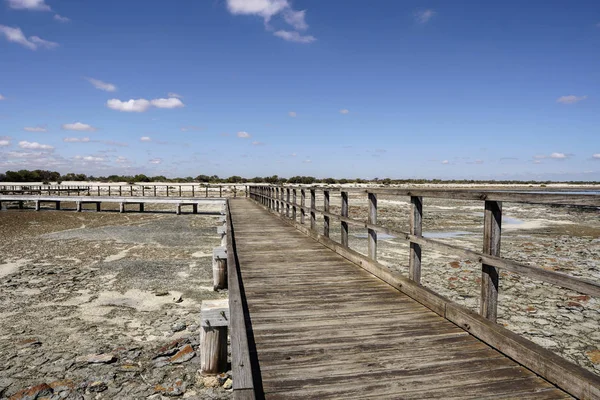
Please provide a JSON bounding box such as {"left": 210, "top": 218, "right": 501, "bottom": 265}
{"left": 196, "top": 175, "right": 211, "bottom": 182}
{"left": 134, "top": 174, "right": 150, "bottom": 182}
{"left": 226, "top": 175, "right": 243, "bottom": 183}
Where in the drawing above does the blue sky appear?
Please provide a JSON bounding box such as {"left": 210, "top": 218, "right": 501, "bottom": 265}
{"left": 0, "top": 0, "right": 599, "bottom": 180}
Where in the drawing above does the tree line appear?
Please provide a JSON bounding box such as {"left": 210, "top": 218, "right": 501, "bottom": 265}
{"left": 0, "top": 169, "right": 597, "bottom": 185}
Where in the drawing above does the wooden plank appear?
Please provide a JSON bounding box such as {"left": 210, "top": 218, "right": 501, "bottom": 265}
{"left": 481, "top": 200, "right": 501, "bottom": 321}
{"left": 368, "top": 192, "right": 377, "bottom": 260}
{"left": 341, "top": 191, "right": 349, "bottom": 247}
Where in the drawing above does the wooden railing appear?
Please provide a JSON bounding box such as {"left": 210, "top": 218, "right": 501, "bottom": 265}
{"left": 0, "top": 184, "right": 251, "bottom": 198}
{"left": 249, "top": 185, "right": 600, "bottom": 322}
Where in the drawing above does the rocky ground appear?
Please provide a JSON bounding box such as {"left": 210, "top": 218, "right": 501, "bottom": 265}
{"left": 0, "top": 203, "right": 232, "bottom": 399}
{"left": 318, "top": 189, "right": 600, "bottom": 374}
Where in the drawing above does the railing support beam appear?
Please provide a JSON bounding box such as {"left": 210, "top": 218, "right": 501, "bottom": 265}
{"left": 409, "top": 196, "right": 423, "bottom": 283}
{"left": 481, "top": 200, "right": 502, "bottom": 322}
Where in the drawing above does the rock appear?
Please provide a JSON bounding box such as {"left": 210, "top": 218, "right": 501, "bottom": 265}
{"left": 16, "top": 338, "right": 42, "bottom": 347}
{"left": 201, "top": 376, "right": 219, "bottom": 388}
{"left": 222, "top": 378, "right": 232, "bottom": 389}
{"left": 88, "top": 381, "right": 108, "bottom": 393}
{"left": 153, "top": 290, "right": 170, "bottom": 296}
{"left": 586, "top": 349, "right": 600, "bottom": 364}
{"left": 48, "top": 379, "right": 75, "bottom": 393}
{"left": 154, "top": 379, "right": 186, "bottom": 397}
{"left": 171, "top": 322, "right": 186, "bottom": 332}
{"left": 173, "top": 295, "right": 183, "bottom": 303}
{"left": 155, "top": 338, "right": 189, "bottom": 358}
{"left": 75, "top": 353, "right": 116, "bottom": 364}
{"left": 169, "top": 344, "right": 195, "bottom": 364}
{"left": 187, "top": 324, "right": 198, "bottom": 332}
{"left": 8, "top": 383, "right": 53, "bottom": 400}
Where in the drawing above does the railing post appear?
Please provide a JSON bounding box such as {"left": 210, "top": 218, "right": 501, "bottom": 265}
{"left": 280, "top": 186, "right": 284, "bottom": 214}
{"left": 481, "top": 200, "right": 502, "bottom": 322}
{"left": 409, "top": 196, "right": 423, "bottom": 283}
{"left": 323, "top": 190, "right": 330, "bottom": 237}
{"left": 368, "top": 192, "right": 377, "bottom": 261}
{"left": 286, "top": 188, "right": 290, "bottom": 217}
{"left": 310, "top": 189, "right": 316, "bottom": 230}
{"left": 301, "top": 189, "right": 306, "bottom": 224}
{"left": 292, "top": 189, "right": 297, "bottom": 221}
{"left": 246, "top": 185, "right": 248, "bottom": 198}
{"left": 341, "top": 191, "right": 349, "bottom": 247}
{"left": 275, "top": 188, "right": 280, "bottom": 212}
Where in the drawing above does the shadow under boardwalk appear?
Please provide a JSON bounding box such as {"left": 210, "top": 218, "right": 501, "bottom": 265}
{"left": 228, "top": 199, "right": 570, "bottom": 399}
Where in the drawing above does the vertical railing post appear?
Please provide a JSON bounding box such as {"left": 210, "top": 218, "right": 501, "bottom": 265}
{"left": 292, "top": 189, "right": 297, "bottom": 221}
{"left": 481, "top": 200, "right": 502, "bottom": 322}
{"left": 280, "top": 186, "right": 284, "bottom": 214}
{"left": 409, "top": 196, "right": 423, "bottom": 283}
{"left": 286, "top": 188, "right": 290, "bottom": 217}
{"left": 323, "top": 190, "right": 330, "bottom": 237}
{"left": 368, "top": 192, "right": 377, "bottom": 261}
{"left": 246, "top": 185, "right": 249, "bottom": 198}
{"left": 310, "top": 189, "right": 316, "bottom": 230}
{"left": 301, "top": 189, "right": 306, "bottom": 224}
{"left": 276, "top": 188, "right": 280, "bottom": 212}
{"left": 341, "top": 191, "right": 349, "bottom": 247}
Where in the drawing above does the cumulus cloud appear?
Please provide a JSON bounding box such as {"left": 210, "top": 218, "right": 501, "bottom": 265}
{"left": 237, "top": 131, "right": 251, "bottom": 138}
{"left": 339, "top": 109, "right": 349, "bottom": 114}
{"left": 107, "top": 98, "right": 151, "bottom": 112}
{"left": 140, "top": 136, "right": 152, "bottom": 142}
{"left": 74, "top": 155, "right": 104, "bottom": 162}
{"left": 53, "top": 14, "right": 69, "bottom": 22}
{"left": 441, "top": 160, "right": 449, "bottom": 164}
{"left": 225, "top": 0, "right": 315, "bottom": 43}
{"left": 273, "top": 30, "right": 315, "bottom": 43}
{"left": 63, "top": 137, "right": 90, "bottom": 143}
{"left": 0, "top": 139, "right": 10, "bottom": 147}
{"left": 0, "top": 94, "right": 5, "bottom": 100}
{"left": 18, "top": 140, "right": 53, "bottom": 150}
{"left": 415, "top": 9, "right": 435, "bottom": 24}
{"left": 149, "top": 158, "right": 162, "bottom": 164}
{"left": 592, "top": 154, "right": 600, "bottom": 159}
{"left": 556, "top": 95, "right": 587, "bottom": 104}
{"left": 86, "top": 78, "right": 116, "bottom": 92}
{"left": 151, "top": 97, "right": 184, "bottom": 109}
{"left": 62, "top": 122, "right": 96, "bottom": 131}
{"left": 23, "top": 126, "right": 46, "bottom": 132}
{"left": 0, "top": 25, "right": 58, "bottom": 50}
{"left": 550, "top": 152, "right": 568, "bottom": 159}
{"left": 115, "top": 156, "right": 129, "bottom": 164}
{"left": 6, "top": 0, "right": 50, "bottom": 11}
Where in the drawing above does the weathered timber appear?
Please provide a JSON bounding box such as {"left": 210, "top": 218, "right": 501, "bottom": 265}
{"left": 368, "top": 192, "right": 377, "bottom": 261}
{"left": 213, "top": 246, "right": 227, "bottom": 290}
{"left": 481, "top": 200, "right": 501, "bottom": 321}
{"left": 409, "top": 196, "right": 422, "bottom": 283}
{"left": 200, "top": 299, "right": 228, "bottom": 374}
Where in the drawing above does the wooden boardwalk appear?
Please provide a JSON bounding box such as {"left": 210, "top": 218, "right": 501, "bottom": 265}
{"left": 228, "top": 199, "right": 571, "bottom": 399}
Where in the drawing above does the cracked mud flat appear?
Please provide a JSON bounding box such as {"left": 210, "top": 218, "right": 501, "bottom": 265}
{"left": 314, "top": 189, "right": 600, "bottom": 375}
{"left": 0, "top": 204, "right": 232, "bottom": 399}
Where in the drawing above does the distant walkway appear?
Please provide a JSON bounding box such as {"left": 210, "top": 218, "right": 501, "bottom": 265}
{"left": 228, "top": 199, "right": 569, "bottom": 399}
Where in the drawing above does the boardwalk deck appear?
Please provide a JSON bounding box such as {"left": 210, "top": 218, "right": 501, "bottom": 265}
{"left": 228, "top": 199, "right": 571, "bottom": 399}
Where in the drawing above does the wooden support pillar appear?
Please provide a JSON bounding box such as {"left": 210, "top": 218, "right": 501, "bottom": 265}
{"left": 142, "top": 186, "right": 145, "bottom": 197}
{"left": 119, "top": 186, "right": 122, "bottom": 196}
{"left": 18, "top": 201, "right": 24, "bottom": 209}
{"left": 368, "top": 192, "right": 377, "bottom": 261}
{"left": 153, "top": 186, "right": 157, "bottom": 197}
{"left": 481, "top": 200, "right": 502, "bottom": 322}
{"left": 286, "top": 188, "right": 290, "bottom": 217}
{"left": 292, "top": 189, "right": 297, "bottom": 220}
{"left": 108, "top": 186, "right": 111, "bottom": 196}
{"left": 324, "top": 190, "right": 330, "bottom": 237}
{"left": 192, "top": 185, "right": 195, "bottom": 197}
{"left": 301, "top": 189, "right": 306, "bottom": 224}
{"left": 212, "top": 246, "right": 227, "bottom": 290}
{"left": 139, "top": 203, "right": 144, "bottom": 212}
{"left": 119, "top": 202, "right": 125, "bottom": 213}
{"left": 76, "top": 201, "right": 82, "bottom": 212}
{"left": 35, "top": 200, "right": 40, "bottom": 211}
{"left": 56, "top": 201, "right": 61, "bottom": 210}
{"left": 166, "top": 186, "right": 170, "bottom": 197}
{"left": 233, "top": 186, "right": 237, "bottom": 198}
{"left": 97, "top": 186, "right": 100, "bottom": 196}
{"left": 217, "top": 226, "right": 227, "bottom": 247}
{"left": 409, "top": 196, "right": 423, "bottom": 283}
{"left": 179, "top": 185, "right": 182, "bottom": 197}
{"left": 130, "top": 185, "right": 133, "bottom": 196}
{"left": 205, "top": 186, "right": 208, "bottom": 198}
{"left": 341, "top": 191, "right": 349, "bottom": 247}
{"left": 192, "top": 203, "right": 198, "bottom": 214}
{"left": 176, "top": 204, "right": 181, "bottom": 215}
{"left": 200, "top": 299, "right": 229, "bottom": 374}
{"left": 245, "top": 185, "right": 248, "bottom": 197}
{"left": 310, "top": 189, "right": 316, "bottom": 230}
{"left": 96, "top": 202, "right": 101, "bottom": 212}
{"left": 275, "top": 188, "right": 280, "bottom": 212}
{"left": 219, "top": 186, "right": 222, "bottom": 198}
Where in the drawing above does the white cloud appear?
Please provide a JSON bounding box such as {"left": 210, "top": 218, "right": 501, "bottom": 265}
{"left": 283, "top": 9, "right": 308, "bottom": 30}
{"left": 441, "top": 160, "right": 449, "bottom": 164}
{"left": 556, "top": 95, "right": 587, "bottom": 104}
{"left": 74, "top": 155, "right": 104, "bottom": 162}
{"left": 168, "top": 92, "right": 183, "bottom": 98}
{"left": 115, "top": 156, "right": 129, "bottom": 164}
{"left": 63, "top": 137, "right": 90, "bottom": 143}
{"left": 288, "top": 111, "right": 297, "bottom": 117}
{"left": 151, "top": 97, "right": 184, "bottom": 109}
{"left": 592, "top": 154, "right": 600, "bottom": 159}
{"left": 140, "top": 136, "right": 152, "bottom": 142}
{"left": 339, "top": 109, "right": 349, "bottom": 114}
{"left": 62, "top": 122, "right": 96, "bottom": 131}
{"left": 415, "top": 9, "right": 435, "bottom": 24}
{"left": 0, "top": 25, "right": 58, "bottom": 50}
{"left": 225, "top": 0, "right": 316, "bottom": 43}
{"left": 0, "top": 94, "right": 5, "bottom": 100}
{"left": 149, "top": 158, "right": 162, "bottom": 164}
{"left": 0, "top": 139, "right": 10, "bottom": 147}
{"left": 550, "top": 152, "right": 567, "bottom": 159}
{"left": 23, "top": 126, "right": 46, "bottom": 132}
{"left": 237, "top": 131, "right": 251, "bottom": 138}
{"left": 86, "top": 78, "right": 116, "bottom": 92}
{"left": 107, "top": 98, "right": 152, "bottom": 112}
{"left": 273, "top": 30, "right": 315, "bottom": 43}
{"left": 53, "top": 14, "right": 69, "bottom": 22}
{"left": 6, "top": 0, "right": 50, "bottom": 11}
{"left": 18, "top": 140, "right": 53, "bottom": 150}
